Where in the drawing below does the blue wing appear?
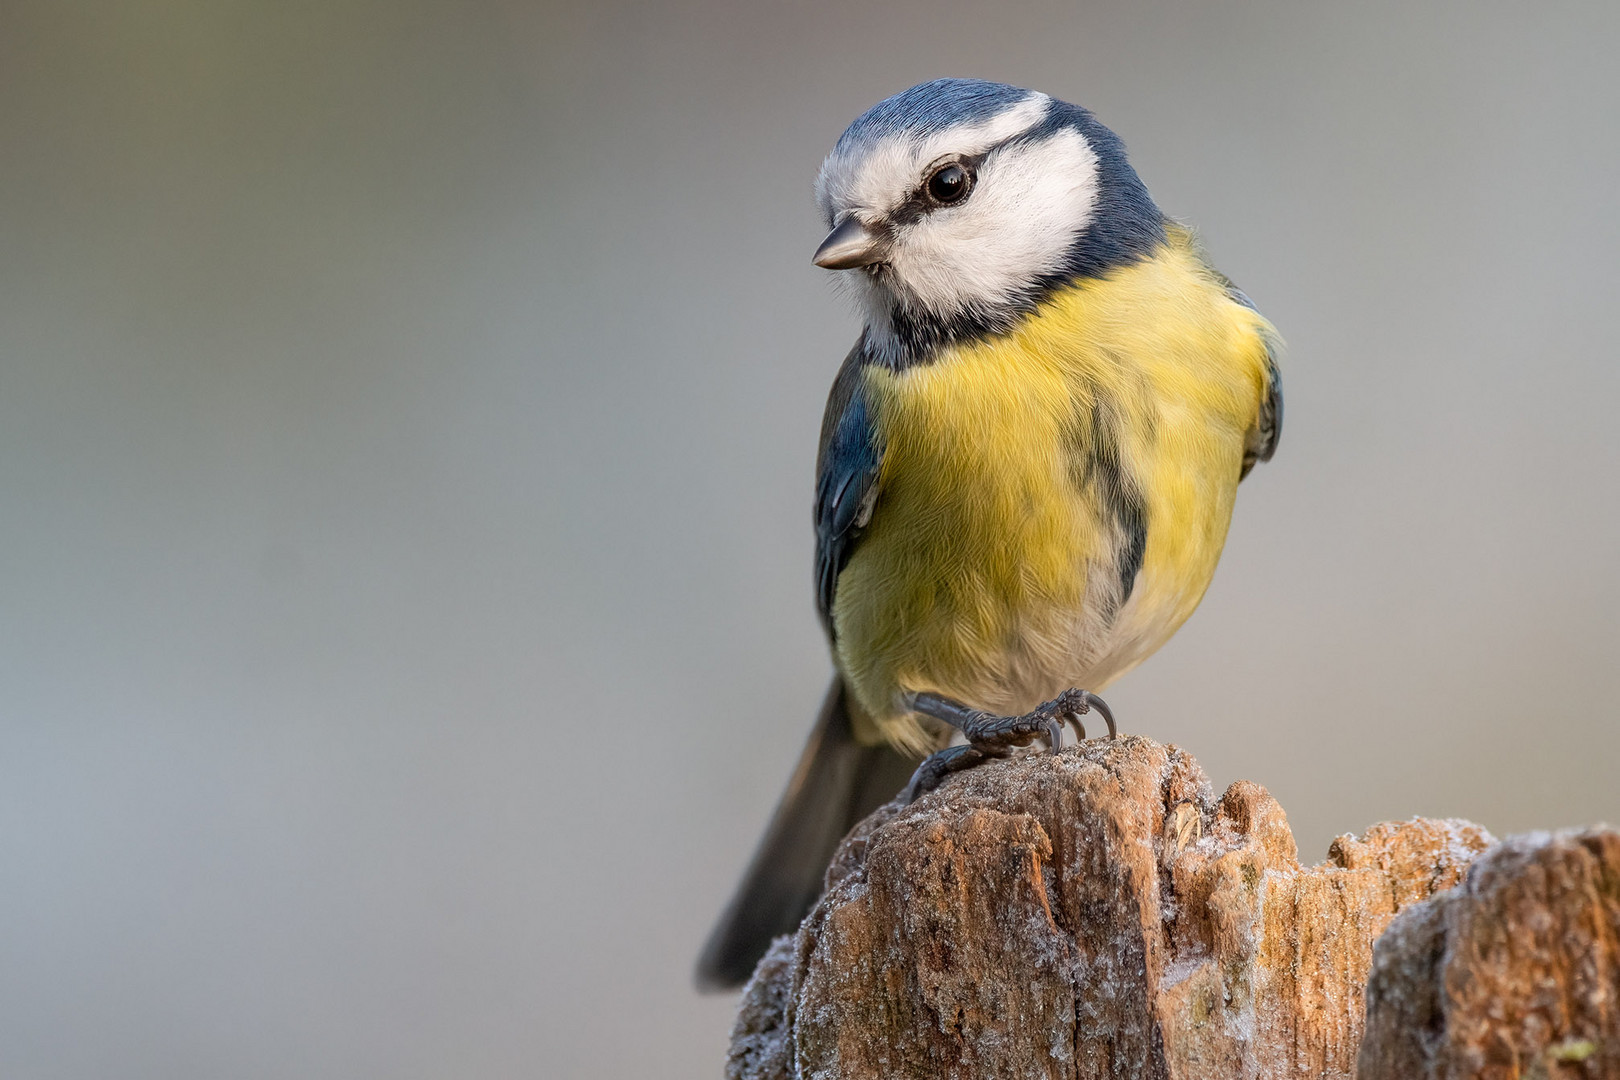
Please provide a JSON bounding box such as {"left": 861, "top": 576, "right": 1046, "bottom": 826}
{"left": 1251, "top": 344, "right": 1283, "bottom": 475}
{"left": 814, "top": 342, "right": 883, "bottom": 633}
{"left": 1226, "top": 286, "right": 1283, "bottom": 478}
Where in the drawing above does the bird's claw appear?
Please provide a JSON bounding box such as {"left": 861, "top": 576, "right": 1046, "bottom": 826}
{"left": 901, "top": 688, "right": 1120, "bottom": 800}
{"left": 956, "top": 687, "right": 1116, "bottom": 755}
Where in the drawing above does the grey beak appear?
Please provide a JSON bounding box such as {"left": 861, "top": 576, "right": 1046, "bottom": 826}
{"left": 813, "top": 216, "right": 887, "bottom": 269}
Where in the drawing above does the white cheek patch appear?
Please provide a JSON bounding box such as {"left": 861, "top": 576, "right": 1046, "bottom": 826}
{"left": 889, "top": 128, "right": 1100, "bottom": 318}
{"left": 815, "top": 95, "right": 1052, "bottom": 226}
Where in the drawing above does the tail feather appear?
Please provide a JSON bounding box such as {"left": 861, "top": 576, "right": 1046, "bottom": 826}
{"left": 695, "top": 679, "right": 915, "bottom": 990}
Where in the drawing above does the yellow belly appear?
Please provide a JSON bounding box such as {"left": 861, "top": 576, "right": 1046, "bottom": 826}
{"left": 832, "top": 238, "right": 1275, "bottom": 752}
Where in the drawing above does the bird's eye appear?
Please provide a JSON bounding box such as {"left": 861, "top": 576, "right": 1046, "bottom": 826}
{"left": 926, "top": 162, "right": 972, "bottom": 205}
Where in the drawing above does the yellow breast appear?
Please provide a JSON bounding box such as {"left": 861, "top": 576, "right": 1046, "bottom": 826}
{"left": 832, "top": 234, "right": 1275, "bottom": 751}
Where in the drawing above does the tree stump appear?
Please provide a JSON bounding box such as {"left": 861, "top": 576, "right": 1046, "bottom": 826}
{"left": 1359, "top": 828, "right": 1620, "bottom": 1079}
{"left": 725, "top": 735, "right": 1517, "bottom": 1079}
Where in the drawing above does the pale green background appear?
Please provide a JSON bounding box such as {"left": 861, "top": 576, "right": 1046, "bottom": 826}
{"left": 2, "top": 1, "right": 1617, "bottom": 1076}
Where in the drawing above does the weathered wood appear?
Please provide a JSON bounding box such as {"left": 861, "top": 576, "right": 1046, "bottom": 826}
{"left": 1359, "top": 828, "right": 1620, "bottom": 1079}
{"left": 725, "top": 735, "right": 1496, "bottom": 1079}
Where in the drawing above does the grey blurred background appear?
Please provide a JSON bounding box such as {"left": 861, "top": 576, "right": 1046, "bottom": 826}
{"left": 2, "top": 0, "right": 1617, "bottom": 1075}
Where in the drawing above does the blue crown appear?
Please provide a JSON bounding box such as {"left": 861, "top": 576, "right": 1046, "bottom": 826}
{"left": 835, "top": 79, "right": 1037, "bottom": 151}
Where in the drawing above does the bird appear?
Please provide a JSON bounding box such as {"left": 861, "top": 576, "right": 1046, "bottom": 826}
{"left": 696, "top": 78, "right": 1281, "bottom": 990}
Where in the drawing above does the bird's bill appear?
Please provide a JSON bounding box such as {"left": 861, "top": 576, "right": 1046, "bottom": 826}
{"left": 813, "top": 216, "right": 887, "bottom": 269}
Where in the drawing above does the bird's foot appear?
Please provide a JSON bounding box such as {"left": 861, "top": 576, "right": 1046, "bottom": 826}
{"left": 900, "top": 688, "right": 1117, "bottom": 802}
{"left": 900, "top": 744, "right": 988, "bottom": 803}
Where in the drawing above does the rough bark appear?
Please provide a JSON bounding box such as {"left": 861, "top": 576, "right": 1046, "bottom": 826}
{"left": 1359, "top": 828, "right": 1620, "bottom": 1080}
{"left": 725, "top": 735, "right": 1496, "bottom": 1080}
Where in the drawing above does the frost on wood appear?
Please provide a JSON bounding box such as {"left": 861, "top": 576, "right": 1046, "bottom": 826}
{"left": 725, "top": 735, "right": 1494, "bottom": 1080}
{"left": 1359, "top": 828, "right": 1620, "bottom": 1079}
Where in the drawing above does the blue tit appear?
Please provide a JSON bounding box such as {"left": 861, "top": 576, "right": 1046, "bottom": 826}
{"left": 697, "top": 78, "right": 1281, "bottom": 989}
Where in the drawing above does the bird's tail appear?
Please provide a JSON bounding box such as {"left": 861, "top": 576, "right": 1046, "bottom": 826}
{"left": 695, "top": 678, "right": 916, "bottom": 990}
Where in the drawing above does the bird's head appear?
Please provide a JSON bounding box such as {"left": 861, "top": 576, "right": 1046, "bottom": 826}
{"left": 814, "top": 79, "right": 1164, "bottom": 364}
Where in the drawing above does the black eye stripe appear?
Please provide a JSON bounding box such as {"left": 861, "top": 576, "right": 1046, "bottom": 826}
{"left": 884, "top": 149, "right": 993, "bottom": 225}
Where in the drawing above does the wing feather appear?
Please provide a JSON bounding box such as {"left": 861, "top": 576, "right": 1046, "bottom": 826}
{"left": 1226, "top": 286, "right": 1283, "bottom": 478}
{"left": 814, "top": 341, "right": 883, "bottom": 631}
